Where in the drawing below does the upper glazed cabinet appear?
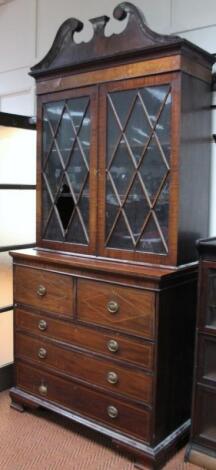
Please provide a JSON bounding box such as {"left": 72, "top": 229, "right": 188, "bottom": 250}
{"left": 32, "top": 2, "right": 213, "bottom": 266}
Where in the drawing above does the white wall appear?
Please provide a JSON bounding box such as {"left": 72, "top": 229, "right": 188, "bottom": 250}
{"left": 0, "top": 0, "right": 216, "bottom": 367}
{"left": 0, "top": 0, "right": 215, "bottom": 226}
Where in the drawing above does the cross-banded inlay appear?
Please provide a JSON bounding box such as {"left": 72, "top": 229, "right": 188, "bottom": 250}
{"left": 42, "top": 97, "right": 90, "bottom": 244}
{"left": 106, "top": 85, "right": 171, "bottom": 254}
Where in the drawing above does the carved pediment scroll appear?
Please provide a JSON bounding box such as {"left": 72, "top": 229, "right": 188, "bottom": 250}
{"left": 30, "top": 2, "right": 213, "bottom": 78}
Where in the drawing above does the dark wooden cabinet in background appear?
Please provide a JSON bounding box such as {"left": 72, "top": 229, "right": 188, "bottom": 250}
{"left": 186, "top": 239, "right": 216, "bottom": 469}
{"left": 10, "top": 3, "right": 214, "bottom": 469}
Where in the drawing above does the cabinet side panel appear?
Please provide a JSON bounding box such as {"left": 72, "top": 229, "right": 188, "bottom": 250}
{"left": 178, "top": 74, "right": 211, "bottom": 265}
{"left": 154, "top": 275, "right": 197, "bottom": 444}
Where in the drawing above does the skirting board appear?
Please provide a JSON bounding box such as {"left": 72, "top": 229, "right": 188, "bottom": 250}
{"left": 0, "top": 364, "right": 13, "bottom": 391}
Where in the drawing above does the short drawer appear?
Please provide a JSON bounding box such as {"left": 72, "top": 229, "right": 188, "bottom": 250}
{"left": 14, "top": 266, "right": 73, "bottom": 316}
{"left": 77, "top": 279, "right": 155, "bottom": 339}
{"left": 15, "top": 309, "right": 154, "bottom": 370}
{"left": 16, "top": 361, "right": 151, "bottom": 442}
{"left": 16, "top": 332, "right": 153, "bottom": 404}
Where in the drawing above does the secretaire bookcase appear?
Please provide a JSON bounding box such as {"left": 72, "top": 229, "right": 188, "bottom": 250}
{"left": 9, "top": 3, "right": 214, "bottom": 468}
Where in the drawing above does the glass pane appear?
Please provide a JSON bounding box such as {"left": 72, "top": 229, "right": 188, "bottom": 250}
{"left": 154, "top": 177, "right": 169, "bottom": 244}
{"left": 108, "top": 214, "right": 133, "bottom": 250}
{"left": 137, "top": 215, "right": 166, "bottom": 254}
{"left": 155, "top": 92, "right": 171, "bottom": 163}
{"left": 44, "top": 144, "right": 63, "bottom": 196}
{"left": 109, "top": 144, "right": 134, "bottom": 202}
{"left": 77, "top": 180, "right": 89, "bottom": 230}
{"left": 66, "top": 212, "right": 87, "bottom": 244}
{"left": 139, "top": 135, "right": 168, "bottom": 203}
{"left": 67, "top": 143, "right": 88, "bottom": 198}
{"left": 43, "top": 96, "right": 90, "bottom": 245}
{"left": 203, "top": 339, "right": 216, "bottom": 382}
{"left": 0, "top": 126, "right": 36, "bottom": 184}
{"left": 0, "top": 311, "right": 13, "bottom": 366}
{"left": 0, "top": 252, "right": 13, "bottom": 307}
{"left": 56, "top": 180, "right": 74, "bottom": 230}
{"left": 106, "top": 177, "right": 120, "bottom": 237}
{"left": 67, "top": 97, "right": 89, "bottom": 132}
{"left": 207, "top": 270, "right": 216, "bottom": 328}
{"left": 44, "top": 101, "right": 64, "bottom": 134}
{"left": 110, "top": 89, "right": 136, "bottom": 128}
{"left": 78, "top": 106, "right": 91, "bottom": 162}
{"left": 105, "top": 83, "right": 171, "bottom": 255}
{"left": 107, "top": 103, "right": 121, "bottom": 163}
{"left": 44, "top": 209, "right": 64, "bottom": 241}
{"left": 0, "top": 190, "right": 36, "bottom": 246}
{"left": 199, "top": 390, "right": 216, "bottom": 443}
{"left": 42, "top": 181, "right": 52, "bottom": 229}
{"left": 124, "top": 176, "right": 149, "bottom": 242}
{"left": 125, "top": 96, "right": 151, "bottom": 164}
{"left": 140, "top": 85, "right": 170, "bottom": 125}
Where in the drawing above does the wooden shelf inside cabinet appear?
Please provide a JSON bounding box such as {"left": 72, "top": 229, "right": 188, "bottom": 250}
{"left": 10, "top": 3, "right": 214, "bottom": 469}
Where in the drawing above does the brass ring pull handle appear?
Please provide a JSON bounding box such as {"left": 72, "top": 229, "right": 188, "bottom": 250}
{"left": 107, "top": 339, "right": 119, "bottom": 353}
{"left": 107, "top": 371, "right": 118, "bottom": 384}
{"left": 38, "top": 320, "right": 47, "bottom": 331}
{"left": 37, "top": 285, "right": 47, "bottom": 297}
{"left": 38, "top": 348, "right": 47, "bottom": 359}
{"left": 107, "top": 405, "right": 118, "bottom": 419}
{"left": 38, "top": 384, "right": 47, "bottom": 396}
{"left": 107, "top": 300, "right": 119, "bottom": 314}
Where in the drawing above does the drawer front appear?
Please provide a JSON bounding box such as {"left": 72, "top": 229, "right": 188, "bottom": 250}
{"left": 77, "top": 279, "right": 155, "bottom": 339}
{"left": 16, "top": 361, "right": 151, "bottom": 442}
{"left": 16, "top": 333, "right": 153, "bottom": 404}
{"left": 15, "top": 309, "right": 154, "bottom": 370}
{"left": 14, "top": 266, "right": 73, "bottom": 316}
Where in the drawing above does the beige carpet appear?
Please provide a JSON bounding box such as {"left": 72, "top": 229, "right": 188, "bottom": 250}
{"left": 0, "top": 390, "right": 202, "bottom": 469}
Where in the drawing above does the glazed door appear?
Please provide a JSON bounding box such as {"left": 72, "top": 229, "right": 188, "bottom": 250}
{"left": 37, "top": 86, "right": 98, "bottom": 254}
{"left": 98, "top": 74, "right": 178, "bottom": 265}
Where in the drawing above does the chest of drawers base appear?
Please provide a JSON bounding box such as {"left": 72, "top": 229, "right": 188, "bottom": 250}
{"left": 10, "top": 250, "right": 197, "bottom": 469}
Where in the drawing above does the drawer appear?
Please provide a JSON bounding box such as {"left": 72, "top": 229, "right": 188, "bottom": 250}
{"left": 15, "top": 308, "right": 154, "bottom": 370}
{"left": 77, "top": 279, "right": 155, "bottom": 339}
{"left": 16, "top": 361, "right": 151, "bottom": 442}
{"left": 16, "top": 332, "right": 153, "bottom": 404}
{"left": 14, "top": 266, "right": 73, "bottom": 316}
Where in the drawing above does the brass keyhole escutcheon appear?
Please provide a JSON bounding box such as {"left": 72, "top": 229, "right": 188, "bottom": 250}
{"left": 107, "top": 405, "right": 118, "bottom": 419}
{"left": 38, "top": 348, "right": 47, "bottom": 359}
{"left": 37, "top": 285, "right": 47, "bottom": 297}
{"left": 107, "top": 339, "right": 119, "bottom": 353}
{"left": 38, "top": 384, "right": 47, "bottom": 396}
{"left": 107, "top": 300, "right": 119, "bottom": 314}
{"left": 38, "top": 320, "right": 47, "bottom": 331}
{"left": 107, "top": 371, "right": 118, "bottom": 384}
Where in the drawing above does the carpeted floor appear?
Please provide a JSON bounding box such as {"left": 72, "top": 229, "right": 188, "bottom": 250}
{"left": 0, "top": 390, "right": 203, "bottom": 470}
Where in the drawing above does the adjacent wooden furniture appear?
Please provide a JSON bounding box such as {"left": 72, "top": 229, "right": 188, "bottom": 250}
{"left": 10, "top": 3, "right": 214, "bottom": 468}
{"left": 185, "top": 238, "right": 216, "bottom": 469}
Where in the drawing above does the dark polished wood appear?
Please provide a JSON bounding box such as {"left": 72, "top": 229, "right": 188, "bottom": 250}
{"left": 15, "top": 332, "right": 153, "bottom": 405}
{"left": 14, "top": 265, "right": 74, "bottom": 316}
{"left": 15, "top": 308, "right": 154, "bottom": 370}
{"left": 16, "top": 361, "right": 152, "bottom": 441}
{"left": 77, "top": 279, "right": 155, "bottom": 338}
{"left": 11, "top": 251, "right": 197, "bottom": 468}
{"left": 10, "top": 4, "right": 215, "bottom": 469}
{"left": 185, "top": 238, "right": 216, "bottom": 468}
{"left": 30, "top": 2, "right": 213, "bottom": 79}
